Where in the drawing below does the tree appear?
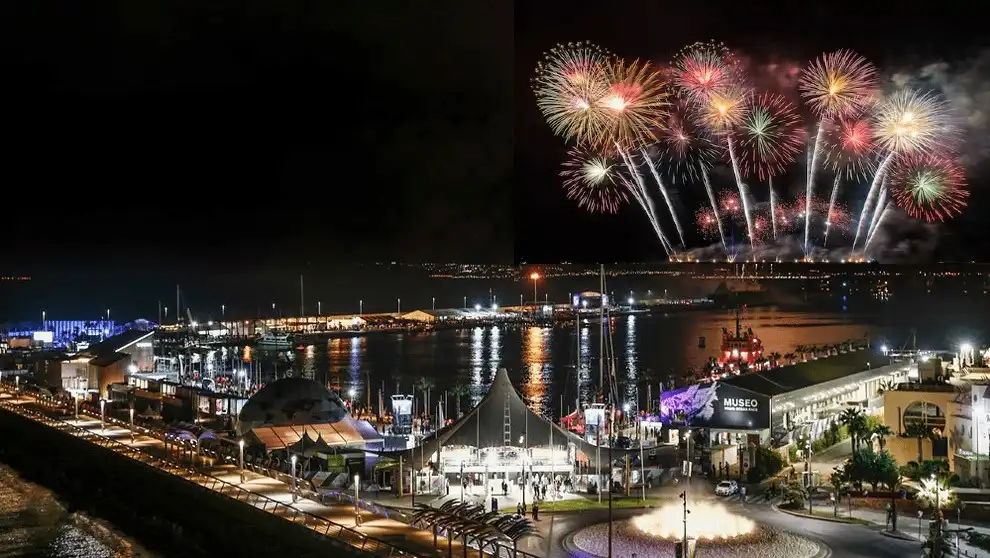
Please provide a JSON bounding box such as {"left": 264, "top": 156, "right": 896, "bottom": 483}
{"left": 417, "top": 376, "right": 435, "bottom": 418}
{"left": 782, "top": 481, "right": 808, "bottom": 509}
{"left": 829, "top": 467, "right": 846, "bottom": 517}
{"left": 904, "top": 422, "right": 929, "bottom": 463}
{"left": 840, "top": 408, "right": 868, "bottom": 452}
{"left": 872, "top": 424, "right": 894, "bottom": 451}
{"left": 880, "top": 467, "right": 904, "bottom": 532}
{"left": 449, "top": 384, "right": 469, "bottom": 419}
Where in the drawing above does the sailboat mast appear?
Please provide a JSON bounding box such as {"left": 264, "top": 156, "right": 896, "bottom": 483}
{"left": 300, "top": 274, "right": 305, "bottom": 317}
{"left": 599, "top": 264, "right": 605, "bottom": 393}
{"left": 575, "top": 299, "right": 581, "bottom": 413}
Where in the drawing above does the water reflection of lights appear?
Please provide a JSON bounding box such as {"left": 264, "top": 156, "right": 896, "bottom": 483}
{"left": 625, "top": 315, "right": 638, "bottom": 403}
{"left": 632, "top": 502, "right": 755, "bottom": 540}
{"left": 523, "top": 326, "right": 551, "bottom": 413}
{"left": 578, "top": 326, "right": 591, "bottom": 403}
{"left": 488, "top": 326, "right": 502, "bottom": 376}
{"left": 470, "top": 327, "right": 485, "bottom": 405}
{"left": 300, "top": 344, "right": 317, "bottom": 380}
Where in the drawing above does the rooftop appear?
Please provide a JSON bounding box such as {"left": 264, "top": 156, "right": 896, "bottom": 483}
{"left": 721, "top": 348, "right": 878, "bottom": 397}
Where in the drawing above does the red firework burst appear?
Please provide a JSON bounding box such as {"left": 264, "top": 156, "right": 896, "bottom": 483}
{"left": 695, "top": 208, "right": 720, "bottom": 239}
{"left": 670, "top": 40, "right": 740, "bottom": 104}
{"left": 718, "top": 190, "right": 742, "bottom": 216}
{"left": 823, "top": 118, "right": 877, "bottom": 180}
{"left": 888, "top": 153, "right": 969, "bottom": 222}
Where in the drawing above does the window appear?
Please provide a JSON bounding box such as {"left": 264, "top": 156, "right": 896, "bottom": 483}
{"left": 902, "top": 401, "right": 946, "bottom": 432}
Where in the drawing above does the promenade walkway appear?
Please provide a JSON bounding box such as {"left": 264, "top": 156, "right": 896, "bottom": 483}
{"left": 0, "top": 387, "right": 515, "bottom": 558}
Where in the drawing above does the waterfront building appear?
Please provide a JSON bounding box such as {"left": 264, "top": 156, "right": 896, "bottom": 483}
{"left": 882, "top": 359, "right": 956, "bottom": 472}
{"left": 661, "top": 347, "right": 910, "bottom": 470}
{"left": 392, "top": 368, "right": 652, "bottom": 497}
{"left": 41, "top": 329, "right": 155, "bottom": 399}
{"left": 235, "top": 377, "right": 383, "bottom": 471}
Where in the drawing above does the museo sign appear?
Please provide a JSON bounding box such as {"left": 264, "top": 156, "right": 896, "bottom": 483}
{"left": 659, "top": 381, "right": 770, "bottom": 430}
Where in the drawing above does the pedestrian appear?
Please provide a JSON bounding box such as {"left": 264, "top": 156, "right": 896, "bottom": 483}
{"left": 517, "top": 502, "right": 523, "bottom": 516}
{"left": 492, "top": 496, "right": 498, "bottom": 513}
{"left": 532, "top": 501, "right": 539, "bottom": 521}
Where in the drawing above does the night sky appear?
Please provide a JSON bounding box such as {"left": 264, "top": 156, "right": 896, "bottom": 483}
{"left": 516, "top": 0, "right": 990, "bottom": 263}
{"left": 5, "top": 1, "right": 512, "bottom": 273}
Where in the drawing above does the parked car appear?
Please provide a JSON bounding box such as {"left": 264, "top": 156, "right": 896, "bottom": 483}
{"left": 715, "top": 480, "right": 739, "bottom": 496}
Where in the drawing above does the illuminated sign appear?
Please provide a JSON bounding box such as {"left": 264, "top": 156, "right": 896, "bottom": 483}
{"left": 33, "top": 331, "right": 54, "bottom": 343}
{"left": 136, "top": 342, "right": 153, "bottom": 348}
{"left": 660, "top": 382, "right": 770, "bottom": 430}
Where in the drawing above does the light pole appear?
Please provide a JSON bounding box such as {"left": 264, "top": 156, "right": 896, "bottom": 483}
{"left": 317, "top": 301, "right": 321, "bottom": 316}
{"left": 529, "top": 273, "right": 540, "bottom": 306}
{"left": 99, "top": 399, "right": 106, "bottom": 433}
{"left": 221, "top": 304, "right": 225, "bottom": 319}
{"left": 74, "top": 395, "right": 79, "bottom": 421}
{"left": 290, "top": 455, "right": 298, "bottom": 503}
{"left": 42, "top": 310, "right": 46, "bottom": 329}
{"left": 129, "top": 407, "right": 135, "bottom": 443}
{"left": 354, "top": 474, "right": 362, "bottom": 525}
{"left": 359, "top": 299, "right": 363, "bottom": 315}
{"left": 397, "top": 298, "right": 401, "bottom": 313}
{"left": 239, "top": 440, "right": 246, "bottom": 483}
{"left": 680, "top": 490, "right": 690, "bottom": 558}
{"left": 432, "top": 297, "right": 435, "bottom": 311}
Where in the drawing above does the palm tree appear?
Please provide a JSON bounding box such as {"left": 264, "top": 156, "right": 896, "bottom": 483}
{"left": 449, "top": 384, "right": 469, "bottom": 419}
{"left": 871, "top": 424, "right": 894, "bottom": 451}
{"left": 876, "top": 379, "right": 895, "bottom": 397}
{"left": 769, "top": 352, "right": 782, "bottom": 367}
{"left": 840, "top": 408, "right": 868, "bottom": 452}
{"left": 417, "top": 376, "right": 436, "bottom": 418}
{"left": 904, "top": 422, "right": 929, "bottom": 463}
{"left": 784, "top": 352, "right": 796, "bottom": 365}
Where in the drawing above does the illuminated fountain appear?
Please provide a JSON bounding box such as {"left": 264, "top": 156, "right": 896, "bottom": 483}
{"left": 632, "top": 502, "right": 755, "bottom": 540}
{"left": 568, "top": 501, "right": 822, "bottom": 558}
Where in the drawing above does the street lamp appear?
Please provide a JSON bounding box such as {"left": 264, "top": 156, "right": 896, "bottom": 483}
{"left": 397, "top": 298, "right": 401, "bottom": 313}
{"left": 221, "top": 304, "right": 225, "bottom": 319}
{"left": 317, "top": 301, "right": 321, "bottom": 316}
{"left": 290, "top": 455, "right": 298, "bottom": 503}
{"left": 359, "top": 299, "right": 363, "bottom": 315}
{"left": 354, "top": 474, "right": 362, "bottom": 525}
{"left": 432, "top": 297, "right": 436, "bottom": 311}
{"left": 529, "top": 273, "right": 540, "bottom": 306}
{"left": 99, "top": 399, "right": 106, "bottom": 433}
{"left": 42, "top": 309, "right": 46, "bottom": 328}
{"left": 74, "top": 395, "right": 80, "bottom": 421}
{"left": 239, "top": 440, "right": 245, "bottom": 483}
{"left": 129, "top": 407, "right": 135, "bottom": 443}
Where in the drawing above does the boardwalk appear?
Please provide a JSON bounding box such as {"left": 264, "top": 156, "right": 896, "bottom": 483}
{"left": 0, "top": 386, "right": 523, "bottom": 558}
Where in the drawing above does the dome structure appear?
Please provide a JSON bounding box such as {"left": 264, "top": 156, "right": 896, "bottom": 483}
{"left": 236, "top": 377, "right": 348, "bottom": 435}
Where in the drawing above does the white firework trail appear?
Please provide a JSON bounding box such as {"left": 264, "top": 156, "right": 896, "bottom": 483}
{"left": 617, "top": 146, "right": 675, "bottom": 254}
{"left": 805, "top": 122, "right": 827, "bottom": 252}
{"left": 641, "top": 147, "right": 686, "bottom": 248}
{"left": 823, "top": 174, "right": 841, "bottom": 247}
{"left": 701, "top": 168, "right": 728, "bottom": 251}
{"left": 867, "top": 181, "right": 889, "bottom": 241}
{"left": 725, "top": 134, "right": 755, "bottom": 244}
{"left": 852, "top": 150, "right": 895, "bottom": 250}
{"left": 864, "top": 201, "right": 893, "bottom": 251}
{"left": 769, "top": 177, "right": 778, "bottom": 240}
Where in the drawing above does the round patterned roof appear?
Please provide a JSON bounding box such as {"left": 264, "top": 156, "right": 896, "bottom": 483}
{"left": 236, "top": 377, "right": 348, "bottom": 435}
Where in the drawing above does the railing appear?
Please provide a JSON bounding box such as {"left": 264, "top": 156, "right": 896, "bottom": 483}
{"left": 0, "top": 385, "right": 413, "bottom": 557}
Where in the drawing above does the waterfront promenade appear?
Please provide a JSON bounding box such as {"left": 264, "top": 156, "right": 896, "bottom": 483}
{"left": 0, "top": 385, "right": 529, "bottom": 558}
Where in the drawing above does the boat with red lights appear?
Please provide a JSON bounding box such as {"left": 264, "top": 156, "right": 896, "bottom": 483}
{"left": 705, "top": 307, "right": 770, "bottom": 381}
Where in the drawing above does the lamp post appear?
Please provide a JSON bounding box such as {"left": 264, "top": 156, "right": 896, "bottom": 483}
{"left": 239, "top": 440, "right": 246, "bottom": 483}
{"left": 680, "top": 490, "right": 690, "bottom": 558}
{"left": 359, "top": 299, "right": 363, "bottom": 315}
{"left": 221, "top": 304, "right": 225, "bottom": 319}
{"left": 529, "top": 273, "right": 540, "bottom": 306}
{"left": 74, "top": 395, "right": 79, "bottom": 421}
{"left": 290, "top": 455, "right": 298, "bottom": 503}
{"left": 99, "top": 399, "right": 106, "bottom": 433}
{"left": 317, "top": 301, "right": 321, "bottom": 316}
{"left": 354, "top": 474, "right": 362, "bottom": 525}
{"left": 129, "top": 407, "right": 135, "bottom": 443}
{"left": 432, "top": 297, "right": 435, "bottom": 311}
{"left": 42, "top": 310, "right": 46, "bottom": 329}
{"left": 397, "top": 298, "right": 401, "bottom": 313}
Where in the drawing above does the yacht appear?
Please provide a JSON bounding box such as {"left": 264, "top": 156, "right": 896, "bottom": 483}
{"left": 256, "top": 332, "right": 293, "bottom": 347}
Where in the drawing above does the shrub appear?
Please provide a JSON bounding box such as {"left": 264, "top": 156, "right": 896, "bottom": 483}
{"left": 781, "top": 481, "right": 808, "bottom": 509}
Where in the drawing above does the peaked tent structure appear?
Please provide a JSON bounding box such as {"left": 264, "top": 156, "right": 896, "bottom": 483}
{"left": 389, "top": 368, "right": 672, "bottom": 469}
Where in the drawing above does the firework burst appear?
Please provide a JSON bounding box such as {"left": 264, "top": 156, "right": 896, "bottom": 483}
{"left": 888, "top": 153, "right": 969, "bottom": 222}
{"left": 699, "top": 84, "right": 750, "bottom": 131}
{"left": 560, "top": 147, "right": 631, "bottom": 214}
{"left": 718, "top": 190, "right": 742, "bottom": 216}
{"left": 798, "top": 49, "right": 878, "bottom": 118}
{"left": 822, "top": 118, "right": 877, "bottom": 180}
{"left": 695, "top": 208, "right": 721, "bottom": 239}
{"left": 655, "top": 101, "right": 720, "bottom": 184}
{"left": 601, "top": 58, "right": 670, "bottom": 149}
{"left": 532, "top": 42, "right": 613, "bottom": 145}
{"left": 670, "top": 40, "right": 740, "bottom": 103}
{"left": 735, "top": 92, "right": 804, "bottom": 181}
{"left": 872, "top": 89, "right": 953, "bottom": 155}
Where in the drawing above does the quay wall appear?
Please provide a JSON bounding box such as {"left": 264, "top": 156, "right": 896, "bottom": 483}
{"left": 0, "top": 406, "right": 367, "bottom": 558}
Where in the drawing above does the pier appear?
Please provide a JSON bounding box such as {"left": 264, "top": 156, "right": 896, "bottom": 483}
{"left": 0, "top": 383, "right": 527, "bottom": 557}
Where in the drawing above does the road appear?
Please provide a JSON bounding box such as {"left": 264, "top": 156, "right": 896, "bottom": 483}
{"left": 541, "top": 497, "right": 919, "bottom": 558}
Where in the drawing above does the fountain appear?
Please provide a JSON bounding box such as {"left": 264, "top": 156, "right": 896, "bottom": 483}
{"left": 568, "top": 501, "right": 822, "bottom": 558}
